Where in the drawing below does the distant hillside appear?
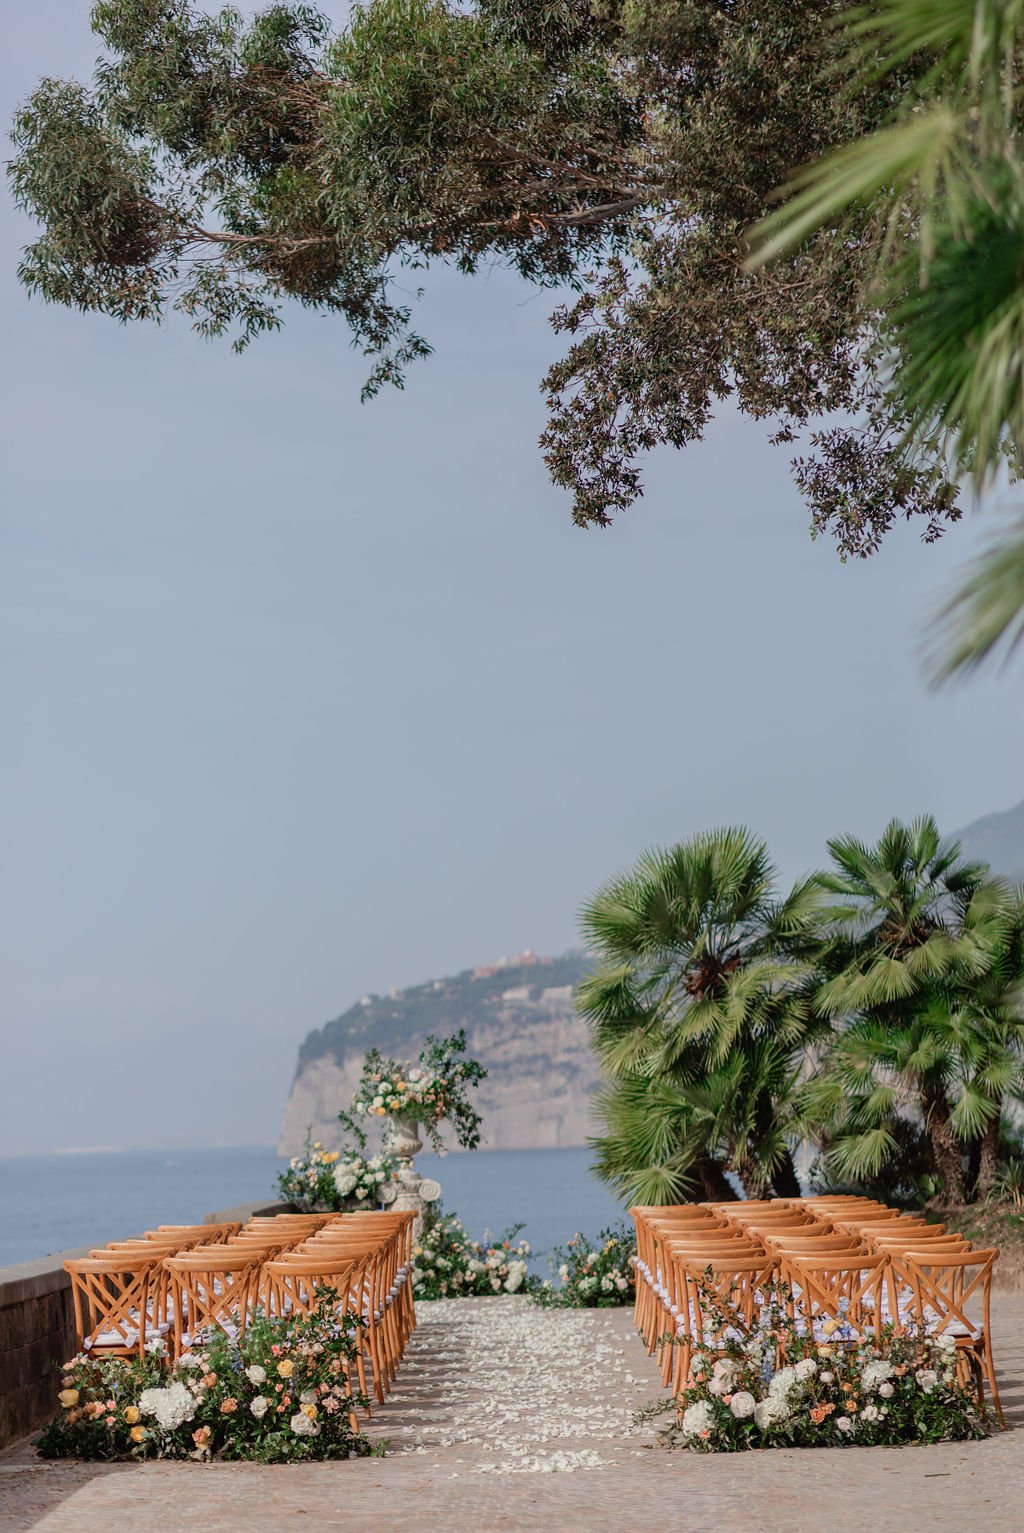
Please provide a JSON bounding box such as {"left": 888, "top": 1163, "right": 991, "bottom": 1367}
{"left": 279, "top": 951, "right": 597, "bottom": 1155}
{"left": 954, "top": 799, "right": 1024, "bottom": 884}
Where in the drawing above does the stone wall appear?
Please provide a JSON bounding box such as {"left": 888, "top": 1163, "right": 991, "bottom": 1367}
{"left": 0, "top": 1199, "right": 288, "bottom": 1450}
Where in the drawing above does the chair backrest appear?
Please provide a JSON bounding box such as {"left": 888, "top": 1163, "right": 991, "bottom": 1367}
{"left": 163, "top": 1250, "right": 260, "bottom": 1354}
{"left": 762, "top": 1232, "right": 864, "bottom": 1255}
{"left": 259, "top": 1254, "right": 364, "bottom": 1321}
{"left": 64, "top": 1253, "right": 156, "bottom": 1357}
{"left": 892, "top": 1248, "right": 998, "bottom": 1340}
{"left": 154, "top": 1222, "right": 241, "bottom": 1240}
{"left": 679, "top": 1255, "right": 781, "bottom": 1348}
{"left": 783, "top": 1254, "right": 889, "bottom": 1340}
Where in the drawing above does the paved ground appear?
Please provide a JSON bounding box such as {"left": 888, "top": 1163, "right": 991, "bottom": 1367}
{"left": 3, "top": 1295, "right": 1024, "bottom": 1533}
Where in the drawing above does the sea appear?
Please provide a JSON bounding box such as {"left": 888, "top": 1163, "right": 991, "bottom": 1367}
{"left": 0, "top": 1145, "right": 628, "bottom": 1272}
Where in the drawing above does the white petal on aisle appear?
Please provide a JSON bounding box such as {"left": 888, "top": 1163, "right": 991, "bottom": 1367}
{"left": 370, "top": 1296, "right": 660, "bottom": 1475}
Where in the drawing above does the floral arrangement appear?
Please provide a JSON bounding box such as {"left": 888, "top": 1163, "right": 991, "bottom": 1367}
{"left": 277, "top": 1133, "right": 396, "bottom": 1212}
{"left": 659, "top": 1291, "right": 988, "bottom": 1451}
{"left": 534, "top": 1225, "right": 636, "bottom": 1308}
{"left": 410, "top": 1210, "right": 538, "bottom": 1300}
{"left": 338, "top": 1029, "right": 487, "bottom": 1153}
{"left": 36, "top": 1296, "right": 374, "bottom": 1464}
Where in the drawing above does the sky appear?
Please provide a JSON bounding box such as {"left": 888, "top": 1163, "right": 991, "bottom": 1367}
{"left": 2, "top": 3, "right": 1022, "bottom": 1156}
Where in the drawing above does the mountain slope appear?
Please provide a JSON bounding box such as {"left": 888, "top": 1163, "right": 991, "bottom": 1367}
{"left": 953, "top": 799, "right": 1024, "bottom": 884}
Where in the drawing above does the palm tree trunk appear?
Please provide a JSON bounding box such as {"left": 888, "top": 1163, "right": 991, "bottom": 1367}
{"left": 770, "top": 1147, "right": 803, "bottom": 1199}
{"left": 921, "top": 1086, "right": 965, "bottom": 1204}
{"left": 696, "top": 1156, "right": 738, "bottom": 1202}
{"left": 977, "top": 1109, "right": 1002, "bottom": 1199}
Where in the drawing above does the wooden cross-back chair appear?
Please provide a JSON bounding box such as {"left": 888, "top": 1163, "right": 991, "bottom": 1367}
{"left": 64, "top": 1253, "right": 161, "bottom": 1359}
{"left": 672, "top": 1255, "right": 781, "bottom": 1395}
{"left": 890, "top": 1247, "right": 1003, "bottom": 1424}
{"left": 637, "top": 1217, "right": 733, "bottom": 1352}
{"left": 295, "top": 1234, "right": 403, "bottom": 1396}
{"left": 657, "top": 1240, "right": 765, "bottom": 1374}
{"left": 163, "top": 1249, "right": 260, "bottom": 1358}
{"left": 259, "top": 1254, "right": 369, "bottom": 1428}
{"left": 154, "top": 1222, "right": 241, "bottom": 1240}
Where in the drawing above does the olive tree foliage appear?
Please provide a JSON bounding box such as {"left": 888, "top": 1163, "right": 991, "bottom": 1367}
{"left": 10, "top": 0, "right": 960, "bottom": 548}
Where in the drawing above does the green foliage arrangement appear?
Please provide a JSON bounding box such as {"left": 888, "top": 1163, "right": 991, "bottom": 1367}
{"left": 410, "top": 1209, "right": 537, "bottom": 1300}
{"left": 658, "top": 1295, "right": 987, "bottom": 1452}
{"left": 338, "top": 1029, "right": 487, "bottom": 1153}
{"left": 276, "top": 1132, "right": 396, "bottom": 1212}
{"left": 534, "top": 1224, "right": 636, "bottom": 1308}
{"left": 36, "top": 1296, "right": 373, "bottom": 1463}
{"left": 583, "top": 818, "right": 1024, "bottom": 1211}
{"left": 9, "top": 0, "right": 958, "bottom": 552}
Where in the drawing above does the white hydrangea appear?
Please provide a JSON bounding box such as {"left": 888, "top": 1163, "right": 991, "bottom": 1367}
{"left": 333, "top": 1167, "right": 359, "bottom": 1197}
{"left": 178, "top": 1353, "right": 203, "bottom": 1370}
{"left": 138, "top": 1382, "right": 196, "bottom": 1431}
{"left": 861, "top": 1359, "right": 894, "bottom": 1392}
{"left": 680, "top": 1400, "right": 715, "bottom": 1438}
{"left": 753, "top": 1395, "right": 790, "bottom": 1431}
{"left": 729, "top": 1391, "right": 756, "bottom": 1419}
{"left": 767, "top": 1366, "right": 797, "bottom": 1399}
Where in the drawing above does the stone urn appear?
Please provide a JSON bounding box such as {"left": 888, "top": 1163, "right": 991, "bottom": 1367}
{"left": 379, "top": 1112, "right": 441, "bottom": 1236}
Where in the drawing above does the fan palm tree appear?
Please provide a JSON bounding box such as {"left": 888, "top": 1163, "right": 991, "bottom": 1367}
{"left": 804, "top": 815, "right": 1024, "bottom": 1203}
{"left": 579, "top": 827, "right": 825, "bottom": 1205}
{"left": 750, "top": 0, "right": 1024, "bottom": 680}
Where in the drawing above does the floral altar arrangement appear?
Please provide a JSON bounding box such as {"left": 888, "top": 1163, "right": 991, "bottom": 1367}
{"left": 277, "top": 1133, "right": 396, "bottom": 1213}
{"left": 338, "top": 1028, "right": 487, "bottom": 1153}
{"left": 654, "top": 1289, "right": 988, "bottom": 1451}
{"left": 534, "top": 1225, "right": 636, "bottom": 1308}
{"left": 410, "top": 1210, "right": 539, "bottom": 1300}
{"left": 36, "top": 1296, "right": 375, "bottom": 1464}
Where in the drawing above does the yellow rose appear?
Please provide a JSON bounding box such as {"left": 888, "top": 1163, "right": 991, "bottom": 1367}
{"left": 123, "top": 1405, "right": 140, "bottom": 1425}
{"left": 58, "top": 1389, "right": 79, "bottom": 1409}
{"left": 301, "top": 1403, "right": 318, "bottom": 1420}
{"left": 277, "top": 1360, "right": 295, "bottom": 1378}
{"left": 130, "top": 1425, "right": 146, "bottom": 1444}
{"left": 822, "top": 1319, "right": 839, "bottom": 1337}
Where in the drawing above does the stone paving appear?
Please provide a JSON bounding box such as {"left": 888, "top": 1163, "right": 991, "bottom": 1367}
{"left": 2, "top": 1295, "right": 1024, "bottom": 1533}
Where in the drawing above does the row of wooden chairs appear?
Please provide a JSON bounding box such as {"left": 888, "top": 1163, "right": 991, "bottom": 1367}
{"left": 629, "top": 1196, "right": 1003, "bottom": 1422}
{"left": 63, "top": 1211, "right": 417, "bottom": 1427}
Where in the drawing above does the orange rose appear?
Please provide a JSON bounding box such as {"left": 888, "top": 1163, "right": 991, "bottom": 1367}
{"left": 202, "top": 1373, "right": 218, "bottom": 1388}
{"left": 220, "top": 1398, "right": 238, "bottom": 1415}
{"left": 130, "top": 1425, "right": 146, "bottom": 1444}
{"left": 192, "top": 1425, "right": 212, "bottom": 1447}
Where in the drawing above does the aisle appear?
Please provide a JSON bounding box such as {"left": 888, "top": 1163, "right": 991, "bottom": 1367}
{"left": 367, "top": 1295, "right": 662, "bottom": 1472}
{"left": 4, "top": 1298, "right": 1024, "bottom": 1533}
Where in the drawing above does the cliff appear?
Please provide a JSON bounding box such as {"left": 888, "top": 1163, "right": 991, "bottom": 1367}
{"left": 278, "top": 951, "right": 598, "bottom": 1156}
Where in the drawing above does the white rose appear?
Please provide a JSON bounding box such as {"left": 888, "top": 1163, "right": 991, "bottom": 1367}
{"left": 819, "top": 1371, "right": 835, "bottom": 1386}
{"left": 836, "top": 1415, "right": 853, "bottom": 1433}
{"left": 729, "top": 1391, "right": 756, "bottom": 1419}
{"left": 916, "top": 1368, "right": 939, "bottom": 1393}
{"left": 878, "top": 1381, "right": 895, "bottom": 1399}
{"left": 299, "top": 1389, "right": 317, "bottom": 1405}
{"left": 290, "top": 1412, "right": 320, "bottom": 1437}
{"left": 860, "top": 1404, "right": 880, "bottom": 1423}
{"left": 250, "top": 1396, "right": 269, "bottom": 1418}
{"left": 245, "top": 1365, "right": 266, "bottom": 1384}
{"left": 794, "top": 1358, "right": 817, "bottom": 1381}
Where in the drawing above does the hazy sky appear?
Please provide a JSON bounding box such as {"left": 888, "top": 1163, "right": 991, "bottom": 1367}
{"left": 2, "top": 3, "right": 1022, "bottom": 1156}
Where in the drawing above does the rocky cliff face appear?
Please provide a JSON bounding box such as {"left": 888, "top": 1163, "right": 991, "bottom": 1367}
{"left": 278, "top": 952, "right": 599, "bottom": 1156}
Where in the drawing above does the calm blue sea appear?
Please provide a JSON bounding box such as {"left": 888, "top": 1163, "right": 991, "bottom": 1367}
{"left": 0, "top": 1145, "right": 628, "bottom": 1271}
